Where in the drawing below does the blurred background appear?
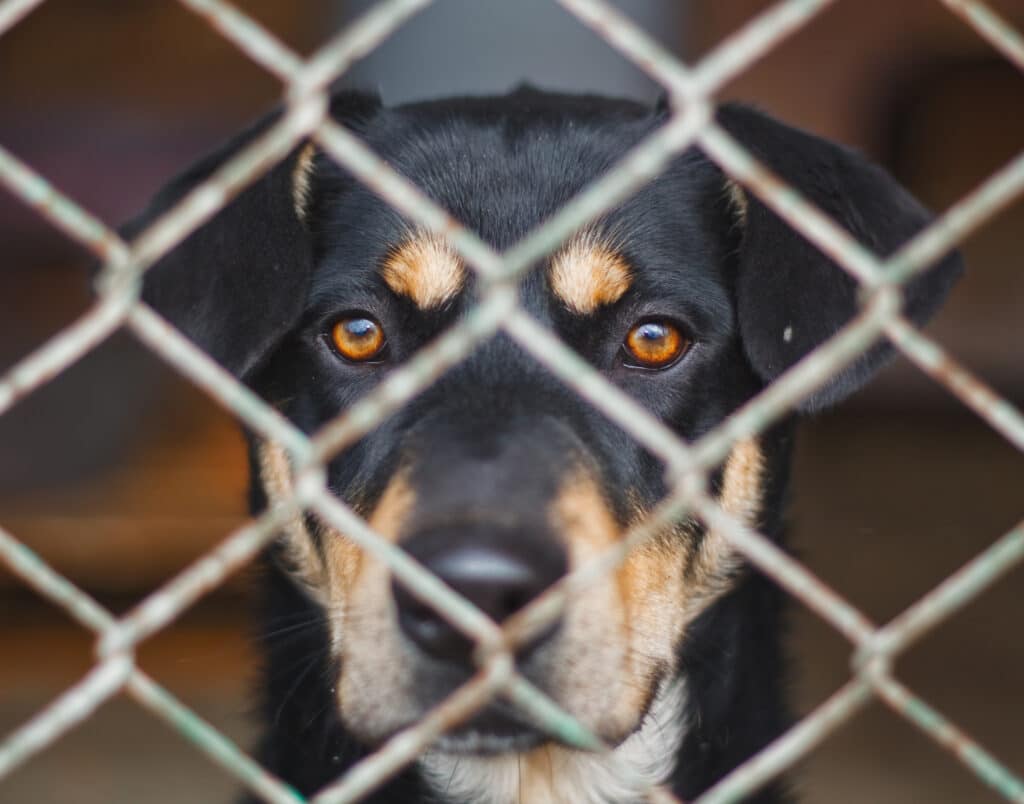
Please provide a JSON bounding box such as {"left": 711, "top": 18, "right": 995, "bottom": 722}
{"left": 1, "top": 1, "right": 1022, "bottom": 802}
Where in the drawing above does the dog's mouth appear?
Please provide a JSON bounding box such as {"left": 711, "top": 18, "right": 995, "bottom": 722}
{"left": 425, "top": 666, "right": 677, "bottom": 759}
{"left": 434, "top": 707, "right": 549, "bottom": 755}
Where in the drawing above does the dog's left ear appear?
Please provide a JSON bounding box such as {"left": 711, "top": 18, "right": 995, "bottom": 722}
{"left": 123, "top": 90, "right": 381, "bottom": 380}
{"left": 716, "top": 104, "right": 963, "bottom": 412}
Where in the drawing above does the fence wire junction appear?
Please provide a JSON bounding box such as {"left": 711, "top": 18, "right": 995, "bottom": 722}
{"left": 1, "top": 0, "right": 1023, "bottom": 802}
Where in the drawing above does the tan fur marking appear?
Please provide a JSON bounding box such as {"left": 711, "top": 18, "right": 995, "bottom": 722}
{"left": 545, "top": 441, "right": 764, "bottom": 743}
{"left": 256, "top": 441, "right": 417, "bottom": 620}
{"left": 291, "top": 142, "right": 317, "bottom": 223}
{"left": 719, "top": 437, "right": 764, "bottom": 521}
{"left": 549, "top": 233, "right": 632, "bottom": 314}
{"left": 367, "top": 472, "right": 416, "bottom": 542}
{"left": 381, "top": 233, "right": 465, "bottom": 309}
{"left": 257, "top": 440, "right": 326, "bottom": 600}
{"left": 688, "top": 437, "right": 765, "bottom": 604}
{"left": 325, "top": 471, "right": 415, "bottom": 610}
{"left": 550, "top": 472, "right": 620, "bottom": 555}
{"left": 725, "top": 179, "right": 748, "bottom": 227}
{"left": 332, "top": 472, "right": 422, "bottom": 731}
{"left": 549, "top": 471, "right": 680, "bottom": 737}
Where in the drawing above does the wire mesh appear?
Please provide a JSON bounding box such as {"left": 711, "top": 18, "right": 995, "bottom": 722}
{"left": 1, "top": 0, "right": 1022, "bottom": 802}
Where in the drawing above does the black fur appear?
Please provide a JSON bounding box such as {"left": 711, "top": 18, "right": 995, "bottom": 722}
{"left": 124, "top": 87, "right": 962, "bottom": 802}
{"left": 717, "top": 105, "right": 962, "bottom": 411}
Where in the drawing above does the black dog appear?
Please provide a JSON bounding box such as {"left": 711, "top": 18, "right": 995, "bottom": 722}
{"left": 128, "top": 88, "right": 961, "bottom": 803}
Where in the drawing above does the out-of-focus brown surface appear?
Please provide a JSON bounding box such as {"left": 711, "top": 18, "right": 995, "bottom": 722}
{"left": 789, "top": 413, "right": 1024, "bottom": 804}
{"left": 1, "top": 2, "right": 1022, "bottom": 802}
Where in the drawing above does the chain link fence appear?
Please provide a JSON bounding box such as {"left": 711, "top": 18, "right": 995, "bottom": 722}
{"left": 1, "top": 0, "right": 1023, "bottom": 801}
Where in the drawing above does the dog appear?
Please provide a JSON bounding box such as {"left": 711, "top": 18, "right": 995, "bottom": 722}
{"left": 127, "top": 87, "right": 962, "bottom": 803}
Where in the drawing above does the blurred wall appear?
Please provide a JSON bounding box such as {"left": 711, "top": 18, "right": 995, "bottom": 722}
{"left": 337, "top": 0, "right": 684, "bottom": 102}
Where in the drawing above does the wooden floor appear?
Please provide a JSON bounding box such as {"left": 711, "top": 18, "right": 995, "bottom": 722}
{"left": 1, "top": 410, "right": 1022, "bottom": 803}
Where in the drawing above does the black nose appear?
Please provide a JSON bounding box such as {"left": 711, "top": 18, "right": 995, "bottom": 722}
{"left": 394, "top": 541, "right": 564, "bottom": 663}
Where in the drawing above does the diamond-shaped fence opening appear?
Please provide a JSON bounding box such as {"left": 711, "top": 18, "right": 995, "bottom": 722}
{"left": 1, "top": 0, "right": 1023, "bottom": 802}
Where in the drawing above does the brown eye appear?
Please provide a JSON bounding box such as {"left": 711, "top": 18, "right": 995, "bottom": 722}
{"left": 623, "top": 319, "right": 689, "bottom": 369}
{"left": 330, "top": 316, "right": 386, "bottom": 362}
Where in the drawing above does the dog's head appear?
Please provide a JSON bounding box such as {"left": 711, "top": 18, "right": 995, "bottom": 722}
{"left": 133, "top": 89, "right": 960, "bottom": 755}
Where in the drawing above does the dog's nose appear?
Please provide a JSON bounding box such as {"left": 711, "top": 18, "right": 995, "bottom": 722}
{"left": 393, "top": 544, "right": 562, "bottom": 663}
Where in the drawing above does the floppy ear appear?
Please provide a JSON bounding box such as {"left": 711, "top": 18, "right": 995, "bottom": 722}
{"left": 125, "top": 90, "right": 381, "bottom": 380}
{"left": 716, "top": 104, "right": 963, "bottom": 412}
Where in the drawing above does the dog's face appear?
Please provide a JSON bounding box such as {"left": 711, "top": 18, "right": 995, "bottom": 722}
{"left": 135, "top": 89, "right": 961, "bottom": 758}
{"left": 257, "top": 98, "right": 760, "bottom": 749}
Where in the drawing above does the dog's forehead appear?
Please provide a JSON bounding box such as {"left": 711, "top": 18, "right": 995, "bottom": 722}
{"left": 372, "top": 96, "right": 653, "bottom": 243}
{"left": 310, "top": 95, "right": 728, "bottom": 313}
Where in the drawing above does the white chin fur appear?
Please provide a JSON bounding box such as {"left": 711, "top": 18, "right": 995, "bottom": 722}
{"left": 419, "top": 677, "right": 689, "bottom": 804}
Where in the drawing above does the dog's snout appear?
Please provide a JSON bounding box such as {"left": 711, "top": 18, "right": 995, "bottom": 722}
{"left": 394, "top": 532, "right": 566, "bottom": 663}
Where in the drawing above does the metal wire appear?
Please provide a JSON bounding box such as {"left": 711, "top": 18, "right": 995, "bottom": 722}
{"left": 1, "top": 0, "right": 1022, "bottom": 802}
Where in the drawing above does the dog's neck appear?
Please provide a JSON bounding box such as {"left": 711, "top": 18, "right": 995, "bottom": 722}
{"left": 418, "top": 677, "right": 688, "bottom": 804}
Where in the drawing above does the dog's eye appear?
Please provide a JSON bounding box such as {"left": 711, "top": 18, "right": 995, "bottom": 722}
{"left": 330, "top": 315, "right": 386, "bottom": 363}
{"left": 622, "top": 319, "right": 690, "bottom": 369}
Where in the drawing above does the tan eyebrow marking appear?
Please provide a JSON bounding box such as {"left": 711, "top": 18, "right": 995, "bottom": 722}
{"left": 549, "top": 233, "right": 632, "bottom": 315}
{"left": 381, "top": 233, "right": 466, "bottom": 310}
{"left": 291, "top": 142, "right": 317, "bottom": 223}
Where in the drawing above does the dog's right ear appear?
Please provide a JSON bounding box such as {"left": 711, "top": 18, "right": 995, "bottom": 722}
{"left": 124, "top": 90, "right": 381, "bottom": 380}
